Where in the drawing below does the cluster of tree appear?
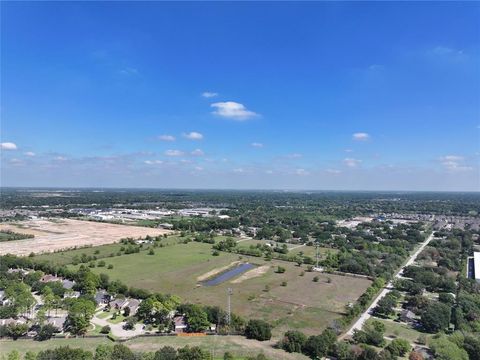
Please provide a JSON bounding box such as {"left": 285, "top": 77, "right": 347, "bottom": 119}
{"left": 278, "top": 328, "right": 336, "bottom": 358}
{"left": 0, "top": 230, "right": 34, "bottom": 242}
{"left": 373, "top": 290, "right": 401, "bottom": 318}
{"left": 1, "top": 344, "right": 273, "bottom": 360}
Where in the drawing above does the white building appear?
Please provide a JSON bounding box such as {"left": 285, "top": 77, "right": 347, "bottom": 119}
{"left": 474, "top": 252, "right": 480, "bottom": 283}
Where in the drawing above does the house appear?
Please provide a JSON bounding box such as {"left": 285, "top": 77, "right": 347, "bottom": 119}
{"left": 0, "top": 318, "right": 27, "bottom": 326}
{"left": 0, "top": 290, "right": 10, "bottom": 306}
{"left": 126, "top": 299, "right": 141, "bottom": 315}
{"left": 64, "top": 291, "right": 81, "bottom": 299}
{"left": 40, "top": 274, "right": 61, "bottom": 283}
{"left": 95, "top": 290, "right": 112, "bottom": 305}
{"left": 173, "top": 315, "right": 187, "bottom": 333}
{"left": 46, "top": 315, "right": 66, "bottom": 331}
{"left": 400, "top": 309, "right": 415, "bottom": 323}
{"left": 109, "top": 298, "right": 129, "bottom": 310}
{"left": 62, "top": 279, "right": 76, "bottom": 290}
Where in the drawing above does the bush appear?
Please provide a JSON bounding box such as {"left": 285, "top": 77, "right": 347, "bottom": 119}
{"left": 386, "top": 338, "right": 411, "bottom": 357}
{"left": 313, "top": 276, "right": 319, "bottom": 282}
{"left": 107, "top": 264, "right": 114, "bottom": 269}
{"left": 244, "top": 319, "right": 272, "bottom": 341}
{"left": 280, "top": 330, "right": 307, "bottom": 353}
{"left": 100, "top": 325, "right": 111, "bottom": 334}
{"left": 275, "top": 266, "right": 286, "bottom": 273}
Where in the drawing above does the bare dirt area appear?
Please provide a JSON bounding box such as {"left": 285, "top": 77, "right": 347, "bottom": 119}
{"left": 0, "top": 219, "right": 172, "bottom": 256}
{"left": 231, "top": 265, "right": 270, "bottom": 284}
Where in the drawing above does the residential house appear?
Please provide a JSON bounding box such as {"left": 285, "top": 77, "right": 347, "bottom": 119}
{"left": 95, "top": 290, "right": 112, "bottom": 305}
{"left": 173, "top": 315, "right": 187, "bottom": 333}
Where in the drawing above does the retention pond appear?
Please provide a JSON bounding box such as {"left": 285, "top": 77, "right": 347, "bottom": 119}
{"left": 202, "top": 263, "right": 255, "bottom": 286}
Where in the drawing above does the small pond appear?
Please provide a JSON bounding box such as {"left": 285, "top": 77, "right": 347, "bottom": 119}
{"left": 202, "top": 263, "right": 256, "bottom": 286}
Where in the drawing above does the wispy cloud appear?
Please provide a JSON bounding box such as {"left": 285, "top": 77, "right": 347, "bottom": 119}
{"left": 343, "top": 158, "right": 362, "bottom": 168}
{"left": 24, "top": 151, "right": 36, "bottom": 157}
{"left": 286, "top": 153, "right": 302, "bottom": 159}
{"left": 144, "top": 160, "right": 163, "bottom": 165}
{"left": 183, "top": 131, "right": 203, "bottom": 140}
{"left": 251, "top": 142, "right": 264, "bottom": 148}
{"left": 158, "top": 135, "right": 176, "bottom": 142}
{"left": 1, "top": 142, "right": 17, "bottom": 150}
{"left": 165, "top": 150, "right": 184, "bottom": 157}
{"left": 202, "top": 91, "right": 218, "bottom": 98}
{"left": 54, "top": 156, "right": 67, "bottom": 161}
{"left": 191, "top": 149, "right": 205, "bottom": 156}
{"left": 352, "top": 132, "right": 370, "bottom": 141}
{"left": 211, "top": 101, "right": 259, "bottom": 121}
{"left": 295, "top": 168, "right": 310, "bottom": 176}
{"left": 326, "top": 169, "right": 341, "bottom": 174}
{"left": 439, "top": 155, "right": 472, "bottom": 172}
{"left": 119, "top": 67, "right": 139, "bottom": 76}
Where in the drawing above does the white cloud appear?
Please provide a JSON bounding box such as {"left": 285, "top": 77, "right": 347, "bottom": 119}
{"left": 165, "top": 150, "right": 184, "bottom": 157}
{"left": 1, "top": 142, "right": 17, "bottom": 150}
{"left": 54, "top": 156, "right": 67, "bottom": 161}
{"left": 211, "top": 101, "right": 259, "bottom": 121}
{"left": 183, "top": 131, "right": 203, "bottom": 140}
{"left": 119, "top": 67, "right": 139, "bottom": 76}
{"left": 233, "top": 168, "right": 244, "bottom": 173}
{"left": 144, "top": 160, "right": 163, "bottom": 165}
{"left": 24, "top": 151, "right": 36, "bottom": 157}
{"left": 286, "top": 153, "right": 302, "bottom": 159}
{"left": 439, "top": 155, "right": 472, "bottom": 172}
{"left": 202, "top": 91, "right": 218, "bottom": 98}
{"left": 343, "top": 158, "right": 362, "bottom": 168}
{"left": 194, "top": 166, "right": 204, "bottom": 171}
{"left": 344, "top": 149, "right": 353, "bottom": 153}
{"left": 295, "top": 168, "right": 310, "bottom": 176}
{"left": 158, "top": 135, "right": 176, "bottom": 142}
{"left": 251, "top": 142, "right": 264, "bottom": 148}
{"left": 353, "top": 132, "right": 370, "bottom": 141}
{"left": 191, "top": 149, "right": 205, "bottom": 156}
{"left": 326, "top": 169, "right": 341, "bottom": 174}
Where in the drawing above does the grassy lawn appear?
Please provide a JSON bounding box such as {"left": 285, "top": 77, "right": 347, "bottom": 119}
{"left": 71, "top": 241, "right": 370, "bottom": 336}
{"left": 367, "top": 318, "right": 431, "bottom": 344}
{"left": 0, "top": 336, "right": 308, "bottom": 360}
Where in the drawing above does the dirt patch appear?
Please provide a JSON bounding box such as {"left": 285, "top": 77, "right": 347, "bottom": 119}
{"left": 196, "top": 261, "right": 241, "bottom": 282}
{"left": 231, "top": 265, "right": 270, "bottom": 284}
{"left": 0, "top": 219, "right": 172, "bottom": 256}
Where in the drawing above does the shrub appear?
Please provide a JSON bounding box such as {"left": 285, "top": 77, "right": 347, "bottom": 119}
{"left": 100, "top": 325, "right": 111, "bottom": 334}
{"left": 244, "top": 319, "right": 272, "bottom": 341}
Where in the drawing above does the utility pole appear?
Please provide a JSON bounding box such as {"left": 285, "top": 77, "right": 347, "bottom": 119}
{"left": 227, "top": 287, "right": 233, "bottom": 330}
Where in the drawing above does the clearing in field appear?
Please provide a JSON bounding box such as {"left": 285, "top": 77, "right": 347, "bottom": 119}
{"left": 0, "top": 218, "right": 172, "bottom": 256}
{"left": 81, "top": 241, "right": 371, "bottom": 336}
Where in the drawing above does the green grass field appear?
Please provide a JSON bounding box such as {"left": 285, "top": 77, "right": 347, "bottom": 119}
{"left": 33, "top": 236, "right": 184, "bottom": 266}
{"left": 0, "top": 335, "right": 308, "bottom": 360}
{"left": 73, "top": 240, "right": 370, "bottom": 336}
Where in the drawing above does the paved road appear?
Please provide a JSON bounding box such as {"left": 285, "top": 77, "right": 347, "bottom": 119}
{"left": 344, "top": 230, "right": 435, "bottom": 337}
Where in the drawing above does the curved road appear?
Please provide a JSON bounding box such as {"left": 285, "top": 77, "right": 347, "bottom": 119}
{"left": 344, "top": 230, "right": 435, "bottom": 337}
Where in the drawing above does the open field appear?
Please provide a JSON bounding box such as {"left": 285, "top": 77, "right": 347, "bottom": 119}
{"left": 0, "top": 335, "right": 308, "bottom": 359}
{"left": 367, "top": 318, "right": 432, "bottom": 344}
{"left": 236, "top": 239, "right": 337, "bottom": 259}
{"left": 79, "top": 241, "right": 371, "bottom": 336}
{"left": 34, "top": 235, "right": 183, "bottom": 266}
{"left": 0, "top": 219, "right": 172, "bottom": 256}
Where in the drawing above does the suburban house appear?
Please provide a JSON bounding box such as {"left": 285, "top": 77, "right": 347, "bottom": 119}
{"left": 63, "top": 290, "right": 81, "bottom": 299}
{"left": 95, "top": 290, "right": 112, "bottom": 305}
{"left": 173, "top": 315, "right": 187, "bottom": 333}
{"left": 46, "top": 315, "right": 67, "bottom": 331}
{"left": 400, "top": 309, "right": 416, "bottom": 323}
{"left": 109, "top": 298, "right": 129, "bottom": 310}
{"left": 40, "top": 274, "right": 62, "bottom": 283}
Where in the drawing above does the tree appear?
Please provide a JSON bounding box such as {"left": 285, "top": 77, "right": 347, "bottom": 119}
{"left": 5, "top": 282, "right": 35, "bottom": 316}
{"left": 24, "top": 352, "right": 37, "bottom": 360}
{"left": 7, "top": 350, "right": 20, "bottom": 360}
{"left": 223, "top": 352, "right": 234, "bottom": 360}
{"left": 176, "top": 345, "right": 212, "bottom": 360}
{"left": 420, "top": 301, "right": 451, "bottom": 333}
{"left": 94, "top": 344, "right": 113, "bottom": 360}
{"left": 6, "top": 323, "right": 28, "bottom": 340}
{"left": 100, "top": 325, "right": 111, "bottom": 334}
{"left": 183, "top": 305, "right": 210, "bottom": 333}
{"left": 111, "top": 344, "right": 135, "bottom": 360}
{"left": 429, "top": 335, "right": 468, "bottom": 360}
{"left": 386, "top": 338, "right": 411, "bottom": 357}
{"left": 36, "top": 346, "right": 93, "bottom": 360}
{"left": 409, "top": 351, "right": 424, "bottom": 360}
{"left": 64, "top": 298, "right": 96, "bottom": 335}
{"left": 244, "top": 319, "right": 272, "bottom": 341}
{"left": 303, "top": 329, "right": 337, "bottom": 359}
{"left": 35, "top": 323, "right": 59, "bottom": 341}
{"left": 280, "top": 330, "right": 307, "bottom": 353}
{"left": 154, "top": 346, "right": 177, "bottom": 360}
{"left": 335, "top": 341, "right": 353, "bottom": 360}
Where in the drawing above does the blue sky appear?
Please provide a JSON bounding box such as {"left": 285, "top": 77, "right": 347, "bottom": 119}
{"left": 1, "top": 2, "right": 479, "bottom": 190}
